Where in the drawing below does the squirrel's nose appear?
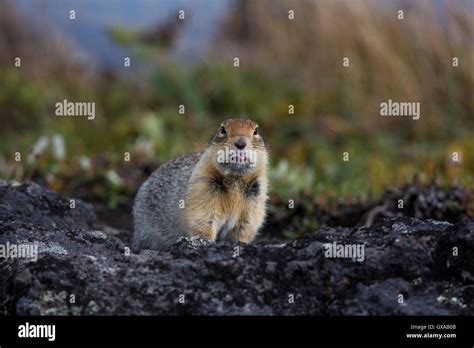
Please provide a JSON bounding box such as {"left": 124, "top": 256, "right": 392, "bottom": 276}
{"left": 234, "top": 138, "right": 247, "bottom": 150}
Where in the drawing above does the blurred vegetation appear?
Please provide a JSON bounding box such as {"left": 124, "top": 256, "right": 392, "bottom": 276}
{"left": 0, "top": 0, "right": 472, "bottom": 211}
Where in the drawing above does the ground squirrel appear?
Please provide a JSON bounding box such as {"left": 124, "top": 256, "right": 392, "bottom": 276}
{"left": 132, "top": 119, "right": 268, "bottom": 251}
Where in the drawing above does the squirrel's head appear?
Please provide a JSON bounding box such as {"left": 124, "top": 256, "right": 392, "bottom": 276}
{"left": 207, "top": 119, "right": 267, "bottom": 176}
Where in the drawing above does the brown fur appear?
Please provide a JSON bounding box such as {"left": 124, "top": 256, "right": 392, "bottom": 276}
{"left": 185, "top": 119, "right": 268, "bottom": 243}
{"left": 132, "top": 119, "right": 268, "bottom": 251}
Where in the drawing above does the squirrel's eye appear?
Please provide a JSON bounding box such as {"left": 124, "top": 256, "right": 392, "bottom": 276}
{"left": 219, "top": 126, "right": 227, "bottom": 136}
{"left": 253, "top": 127, "right": 259, "bottom": 136}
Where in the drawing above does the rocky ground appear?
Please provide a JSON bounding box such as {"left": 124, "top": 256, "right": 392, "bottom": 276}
{"left": 0, "top": 181, "right": 472, "bottom": 315}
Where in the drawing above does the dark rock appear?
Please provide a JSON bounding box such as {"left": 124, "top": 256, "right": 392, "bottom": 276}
{"left": 0, "top": 181, "right": 96, "bottom": 230}
{"left": 0, "top": 182, "right": 472, "bottom": 315}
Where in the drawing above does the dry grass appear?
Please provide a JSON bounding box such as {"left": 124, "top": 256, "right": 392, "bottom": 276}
{"left": 217, "top": 0, "right": 474, "bottom": 139}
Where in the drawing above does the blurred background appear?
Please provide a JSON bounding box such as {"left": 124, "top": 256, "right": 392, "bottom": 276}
{"left": 0, "top": 0, "right": 473, "bottom": 235}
